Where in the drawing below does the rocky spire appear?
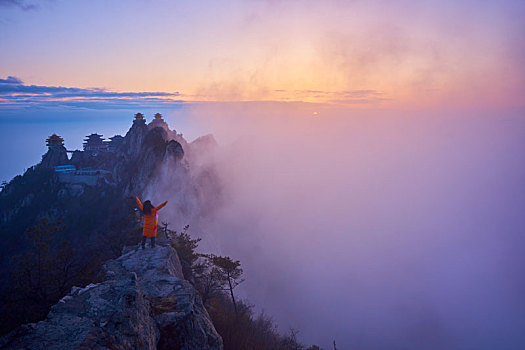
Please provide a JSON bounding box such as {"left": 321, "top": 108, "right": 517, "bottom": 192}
{"left": 39, "top": 134, "right": 68, "bottom": 169}
{"left": 122, "top": 112, "right": 148, "bottom": 158}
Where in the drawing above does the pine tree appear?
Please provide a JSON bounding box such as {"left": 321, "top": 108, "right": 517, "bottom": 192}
{"left": 206, "top": 254, "right": 244, "bottom": 317}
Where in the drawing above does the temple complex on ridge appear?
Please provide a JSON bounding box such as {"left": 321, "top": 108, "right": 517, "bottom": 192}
{"left": 47, "top": 112, "right": 176, "bottom": 186}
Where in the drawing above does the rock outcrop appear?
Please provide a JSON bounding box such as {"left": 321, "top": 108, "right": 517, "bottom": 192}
{"left": 124, "top": 127, "right": 173, "bottom": 195}
{"left": 123, "top": 115, "right": 148, "bottom": 158}
{"left": 39, "top": 144, "right": 69, "bottom": 169}
{"left": 0, "top": 243, "right": 223, "bottom": 350}
{"left": 165, "top": 140, "right": 184, "bottom": 161}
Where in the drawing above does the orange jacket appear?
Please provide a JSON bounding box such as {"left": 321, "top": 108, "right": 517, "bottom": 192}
{"left": 136, "top": 197, "right": 167, "bottom": 237}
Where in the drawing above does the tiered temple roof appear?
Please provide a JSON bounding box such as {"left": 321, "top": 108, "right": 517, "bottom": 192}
{"left": 46, "top": 134, "right": 64, "bottom": 147}
{"left": 83, "top": 133, "right": 108, "bottom": 152}
{"left": 133, "top": 112, "right": 146, "bottom": 125}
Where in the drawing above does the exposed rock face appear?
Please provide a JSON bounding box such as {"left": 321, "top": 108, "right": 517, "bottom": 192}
{"left": 0, "top": 243, "right": 222, "bottom": 350}
{"left": 39, "top": 145, "right": 69, "bottom": 169}
{"left": 124, "top": 127, "right": 171, "bottom": 195}
{"left": 165, "top": 140, "right": 184, "bottom": 161}
{"left": 123, "top": 117, "right": 148, "bottom": 158}
{"left": 144, "top": 114, "right": 187, "bottom": 152}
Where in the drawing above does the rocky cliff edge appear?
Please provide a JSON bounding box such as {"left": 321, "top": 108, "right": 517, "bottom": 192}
{"left": 0, "top": 243, "right": 223, "bottom": 350}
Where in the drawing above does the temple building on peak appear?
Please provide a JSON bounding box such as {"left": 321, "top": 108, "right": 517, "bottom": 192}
{"left": 83, "top": 133, "right": 108, "bottom": 153}
{"left": 46, "top": 134, "right": 65, "bottom": 149}
{"left": 148, "top": 112, "right": 169, "bottom": 131}
{"left": 40, "top": 133, "right": 69, "bottom": 170}
{"left": 133, "top": 112, "right": 146, "bottom": 125}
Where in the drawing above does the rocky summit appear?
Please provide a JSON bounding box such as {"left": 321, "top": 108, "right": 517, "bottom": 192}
{"left": 0, "top": 114, "right": 222, "bottom": 339}
{"left": 0, "top": 243, "right": 223, "bottom": 350}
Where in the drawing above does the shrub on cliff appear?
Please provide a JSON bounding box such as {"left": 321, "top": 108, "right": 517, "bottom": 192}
{"left": 168, "top": 225, "right": 320, "bottom": 350}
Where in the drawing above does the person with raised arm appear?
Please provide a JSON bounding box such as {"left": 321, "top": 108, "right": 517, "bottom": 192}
{"left": 136, "top": 196, "right": 167, "bottom": 249}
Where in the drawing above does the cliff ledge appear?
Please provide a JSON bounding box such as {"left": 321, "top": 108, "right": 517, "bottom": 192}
{"left": 0, "top": 243, "right": 223, "bottom": 350}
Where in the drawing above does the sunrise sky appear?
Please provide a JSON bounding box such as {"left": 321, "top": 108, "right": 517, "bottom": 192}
{"left": 1, "top": 0, "right": 524, "bottom": 110}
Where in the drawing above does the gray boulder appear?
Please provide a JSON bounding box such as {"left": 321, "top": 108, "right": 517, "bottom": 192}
{"left": 0, "top": 244, "right": 222, "bottom": 350}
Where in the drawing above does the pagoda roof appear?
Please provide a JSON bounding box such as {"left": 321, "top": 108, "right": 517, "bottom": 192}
{"left": 84, "top": 133, "right": 104, "bottom": 140}
{"left": 135, "top": 112, "right": 145, "bottom": 120}
{"left": 154, "top": 113, "right": 163, "bottom": 119}
{"left": 83, "top": 133, "right": 105, "bottom": 145}
{"left": 46, "top": 134, "right": 64, "bottom": 146}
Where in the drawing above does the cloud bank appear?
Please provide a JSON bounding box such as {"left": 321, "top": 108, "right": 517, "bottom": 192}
{"left": 178, "top": 103, "right": 525, "bottom": 349}
{"left": 0, "top": 0, "right": 37, "bottom": 11}
{"left": 0, "top": 76, "right": 185, "bottom": 110}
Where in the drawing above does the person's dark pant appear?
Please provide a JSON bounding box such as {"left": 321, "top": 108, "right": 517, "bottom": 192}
{"left": 142, "top": 236, "right": 155, "bottom": 248}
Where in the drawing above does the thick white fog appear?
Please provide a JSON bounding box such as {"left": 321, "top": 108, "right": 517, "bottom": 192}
{"left": 158, "top": 104, "right": 525, "bottom": 349}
